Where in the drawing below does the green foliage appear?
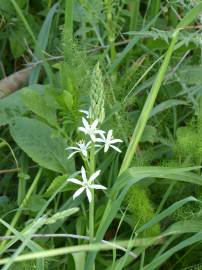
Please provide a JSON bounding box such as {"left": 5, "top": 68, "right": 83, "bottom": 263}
{"left": 125, "top": 185, "right": 160, "bottom": 237}
{"left": 22, "top": 89, "right": 58, "bottom": 127}
{"left": 9, "top": 261, "right": 38, "bottom": 270}
{"left": 1, "top": 1, "right": 202, "bottom": 270}
{"left": 175, "top": 117, "right": 202, "bottom": 165}
{"left": 9, "top": 117, "right": 74, "bottom": 173}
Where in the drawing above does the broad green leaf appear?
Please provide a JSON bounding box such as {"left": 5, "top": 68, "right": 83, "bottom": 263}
{"left": 0, "top": 91, "right": 26, "bottom": 126}
{"left": 0, "top": 85, "right": 44, "bottom": 126}
{"left": 9, "top": 117, "right": 74, "bottom": 173}
{"left": 21, "top": 89, "right": 58, "bottom": 127}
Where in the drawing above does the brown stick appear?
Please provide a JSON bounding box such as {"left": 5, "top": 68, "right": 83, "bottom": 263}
{"left": 0, "top": 67, "right": 32, "bottom": 99}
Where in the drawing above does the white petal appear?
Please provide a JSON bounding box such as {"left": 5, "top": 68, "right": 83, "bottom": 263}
{"left": 79, "top": 110, "right": 89, "bottom": 117}
{"left": 86, "top": 188, "right": 92, "bottom": 202}
{"left": 95, "top": 138, "right": 105, "bottom": 143}
{"left": 107, "top": 130, "right": 113, "bottom": 140}
{"left": 90, "top": 184, "right": 107, "bottom": 190}
{"left": 67, "top": 178, "right": 83, "bottom": 185}
{"left": 82, "top": 117, "right": 90, "bottom": 129}
{"left": 89, "top": 170, "right": 101, "bottom": 183}
{"left": 110, "top": 145, "right": 122, "bottom": 153}
{"left": 91, "top": 119, "right": 98, "bottom": 130}
{"left": 81, "top": 166, "right": 87, "bottom": 182}
{"left": 110, "top": 139, "right": 123, "bottom": 144}
{"left": 95, "top": 130, "right": 106, "bottom": 136}
{"left": 86, "top": 141, "right": 91, "bottom": 147}
{"left": 66, "top": 146, "right": 79, "bottom": 150}
{"left": 73, "top": 187, "right": 85, "bottom": 200}
{"left": 68, "top": 151, "right": 79, "bottom": 159}
{"left": 78, "top": 127, "right": 87, "bottom": 133}
{"left": 95, "top": 144, "right": 102, "bottom": 148}
{"left": 81, "top": 149, "right": 88, "bottom": 157}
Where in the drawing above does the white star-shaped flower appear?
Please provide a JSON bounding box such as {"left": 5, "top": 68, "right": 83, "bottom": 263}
{"left": 66, "top": 141, "right": 91, "bottom": 159}
{"left": 78, "top": 117, "right": 105, "bottom": 142}
{"left": 96, "top": 129, "right": 123, "bottom": 152}
{"left": 67, "top": 166, "right": 106, "bottom": 202}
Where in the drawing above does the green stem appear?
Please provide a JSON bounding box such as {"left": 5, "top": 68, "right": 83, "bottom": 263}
{"left": 89, "top": 146, "right": 95, "bottom": 242}
{"left": 89, "top": 145, "right": 95, "bottom": 270}
{"left": 0, "top": 168, "right": 42, "bottom": 251}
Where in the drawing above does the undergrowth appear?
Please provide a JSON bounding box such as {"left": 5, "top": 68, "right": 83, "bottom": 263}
{"left": 1, "top": 1, "right": 202, "bottom": 270}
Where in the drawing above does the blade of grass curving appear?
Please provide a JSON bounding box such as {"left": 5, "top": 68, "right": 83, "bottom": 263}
{"left": 136, "top": 196, "right": 198, "bottom": 235}
{"left": 0, "top": 239, "right": 162, "bottom": 266}
{"left": 142, "top": 232, "right": 202, "bottom": 270}
{"left": 29, "top": 3, "right": 59, "bottom": 84}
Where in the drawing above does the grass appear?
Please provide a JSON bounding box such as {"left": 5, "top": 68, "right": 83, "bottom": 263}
{"left": 0, "top": 1, "right": 202, "bottom": 269}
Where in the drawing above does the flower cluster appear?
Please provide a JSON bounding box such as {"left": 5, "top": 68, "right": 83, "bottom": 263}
{"left": 66, "top": 117, "right": 123, "bottom": 157}
{"left": 66, "top": 112, "right": 123, "bottom": 202}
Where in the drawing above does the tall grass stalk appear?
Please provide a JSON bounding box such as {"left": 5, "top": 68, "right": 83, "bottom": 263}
{"left": 64, "top": 0, "right": 74, "bottom": 45}
{"left": 129, "top": 0, "right": 140, "bottom": 31}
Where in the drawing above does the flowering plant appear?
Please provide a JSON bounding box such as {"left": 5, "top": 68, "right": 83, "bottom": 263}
{"left": 66, "top": 115, "right": 123, "bottom": 202}
{"left": 65, "top": 110, "right": 123, "bottom": 249}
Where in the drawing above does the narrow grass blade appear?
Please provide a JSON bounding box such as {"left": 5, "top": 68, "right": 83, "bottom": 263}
{"left": 142, "top": 232, "right": 202, "bottom": 270}
{"left": 29, "top": 3, "right": 58, "bottom": 84}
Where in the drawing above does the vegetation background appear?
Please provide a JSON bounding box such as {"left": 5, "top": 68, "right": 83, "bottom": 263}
{"left": 1, "top": 0, "right": 202, "bottom": 269}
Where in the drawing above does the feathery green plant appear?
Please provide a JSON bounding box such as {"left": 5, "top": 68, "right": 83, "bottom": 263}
{"left": 125, "top": 185, "right": 160, "bottom": 237}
